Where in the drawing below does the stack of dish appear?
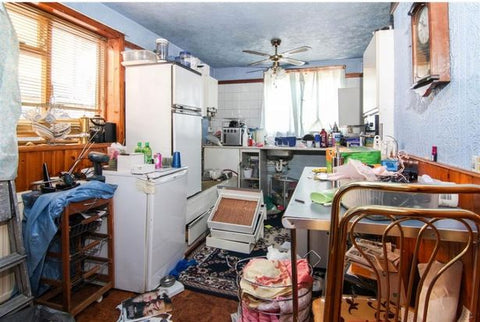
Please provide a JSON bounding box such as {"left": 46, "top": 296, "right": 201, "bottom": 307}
{"left": 32, "top": 122, "right": 71, "bottom": 143}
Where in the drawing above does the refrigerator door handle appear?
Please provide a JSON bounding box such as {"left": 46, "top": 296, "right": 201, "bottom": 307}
{"left": 144, "top": 169, "right": 188, "bottom": 184}
{"left": 172, "top": 104, "right": 201, "bottom": 115}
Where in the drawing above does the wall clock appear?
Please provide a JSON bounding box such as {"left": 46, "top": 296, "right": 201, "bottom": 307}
{"left": 409, "top": 2, "right": 450, "bottom": 95}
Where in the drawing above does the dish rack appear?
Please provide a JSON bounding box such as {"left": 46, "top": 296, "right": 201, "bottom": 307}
{"left": 235, "top": 256, "right": 315, "bottom": 322}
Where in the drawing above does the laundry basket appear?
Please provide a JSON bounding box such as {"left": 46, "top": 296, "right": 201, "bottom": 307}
{"left": 235, "top": 256, "right": 314, "bottom": 322}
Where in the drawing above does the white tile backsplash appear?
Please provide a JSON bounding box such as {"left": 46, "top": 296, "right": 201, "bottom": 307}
{"left": 213, "top": 82, "right": 264, "bottom": 130}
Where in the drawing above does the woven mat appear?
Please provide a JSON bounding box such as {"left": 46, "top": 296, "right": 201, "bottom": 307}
{"left": 178, "top": 213, "right": 290, "bottom": 300}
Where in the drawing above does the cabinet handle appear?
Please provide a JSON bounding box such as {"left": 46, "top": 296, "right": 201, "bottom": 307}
{"left": 83, "top": 200, "right": 98, "bottom": 207}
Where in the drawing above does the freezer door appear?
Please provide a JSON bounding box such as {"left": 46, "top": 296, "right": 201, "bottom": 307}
{"left": 104, "top": 172, "right": 148, "bottom": 293}
{"left": 173, "top": 112, "right": 202, "bottom": 197}
{"left": 146, "top": 170, "right": 187, "bottom": 291}
{"left": 172, "top": 64, "right": 203, "bottom": 108}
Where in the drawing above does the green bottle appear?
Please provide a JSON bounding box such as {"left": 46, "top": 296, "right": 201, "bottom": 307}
{"left": 143, "top": 142, "right": 152, "bottom": 164}
{"left": 134, "top": 142, "right": 143, "bottom": 153}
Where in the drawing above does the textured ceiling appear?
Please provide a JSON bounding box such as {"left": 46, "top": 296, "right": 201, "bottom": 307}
{"left": 104, "top": 2, "right": 392, "bottom": 68}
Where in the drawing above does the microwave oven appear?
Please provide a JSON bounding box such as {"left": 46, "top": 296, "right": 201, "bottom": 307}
{"left": 222, "top": 127, "right": 243, "bottom": 146}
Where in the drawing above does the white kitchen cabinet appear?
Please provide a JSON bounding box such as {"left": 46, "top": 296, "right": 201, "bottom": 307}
{"left": 362, "top": 29, "right": 394, "bottom": 138}
{"left": 202, "top": 75, "right": 218, "bottom": 116}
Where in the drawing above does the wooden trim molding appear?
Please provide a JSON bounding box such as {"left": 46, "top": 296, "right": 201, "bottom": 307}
{"left": 286, "top": 65, "right": 345, "bottom": 73}
{"left": 218, "top": 70, "right": 362, "bottom": 85}
{"left": 125, "top": 40, "right": 144, "bottom": 50}
{"left": 219, "top": 79, "right": 263, "bottom": 85}
{"left": 346, "top": 72, "right": 363, "bottom": 78}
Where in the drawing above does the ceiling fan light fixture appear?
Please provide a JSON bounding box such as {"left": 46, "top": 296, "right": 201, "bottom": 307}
{"left": 243, "top": 38, "right": 310, "bottom": 71}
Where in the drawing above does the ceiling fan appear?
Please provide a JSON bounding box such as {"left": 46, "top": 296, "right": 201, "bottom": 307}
{"left": 243, "top": 38, "right": 311, "bottom": 73}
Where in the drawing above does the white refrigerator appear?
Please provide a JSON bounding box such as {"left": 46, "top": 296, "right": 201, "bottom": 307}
{"left": 104, "top": 168, "right": 187, "bottom": 293}
{"left": 125, "top": 63, "right": 203, "bottom": 197}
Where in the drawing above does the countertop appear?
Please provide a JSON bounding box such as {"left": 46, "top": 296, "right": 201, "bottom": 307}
{"left": 203, "top": 145, "right": 328, "bottom": 152}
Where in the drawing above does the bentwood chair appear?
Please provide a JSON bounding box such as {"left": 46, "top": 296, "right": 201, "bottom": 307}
{"left": 312, "top": 182, "right": 480, "bottom": 322}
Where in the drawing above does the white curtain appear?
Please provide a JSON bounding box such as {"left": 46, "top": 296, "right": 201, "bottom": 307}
{"left": 264, "top": 67, "right": 345, "bottom": 137}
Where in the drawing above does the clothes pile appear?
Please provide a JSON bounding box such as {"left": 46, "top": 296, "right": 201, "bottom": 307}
{"left": 238, "top": 258, "right": 313, "bottom": 322}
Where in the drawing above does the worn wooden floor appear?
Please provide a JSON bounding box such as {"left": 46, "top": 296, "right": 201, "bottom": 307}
{"left": 75, "top": 288, "right": 238, "bottom": 322}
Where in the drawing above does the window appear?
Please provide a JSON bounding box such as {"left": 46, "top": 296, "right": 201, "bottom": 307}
{"left": 263, "top": 66, "right": 346, "bottom": 137}
{"left": 6, "top": 3, "right": 125, "bottom": 145}
{"left": 7, "top": 3, "right": 106, "bottom": 119}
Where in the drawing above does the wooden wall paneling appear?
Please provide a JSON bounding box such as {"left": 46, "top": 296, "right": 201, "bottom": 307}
{"left": 16, "top": 144, "right": 109, "bottom": 192}
{"left": 106, "top": 37, "right": 125, "bottom": 145}
{"left": 25, "top": 151, "right": 44, "bottom": 190}
{"left": 412, "top": 155, "right": 480, "bottom": 213}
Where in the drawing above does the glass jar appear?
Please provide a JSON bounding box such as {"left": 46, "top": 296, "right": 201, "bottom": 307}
{"left": 179, "top": 51, "right": 191, "bottom": 68}
{"left": 155, "top": 38, "right": 169, "bottom": 61}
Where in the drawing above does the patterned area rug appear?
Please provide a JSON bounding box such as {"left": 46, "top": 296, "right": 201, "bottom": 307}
{"left": 178, "top": 214, "right": 290, "bottom": 300}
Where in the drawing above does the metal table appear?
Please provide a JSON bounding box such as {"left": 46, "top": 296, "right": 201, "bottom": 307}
{"left": 282, "top": 166, "right": 480, "bottom": 321}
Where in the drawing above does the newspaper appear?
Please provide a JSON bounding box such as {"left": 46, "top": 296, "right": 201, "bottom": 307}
{"left": 117, "top": 291, "right": 173, "bottom": 322}
{"left": 345, "top": 238, "right": 400, "bottom": 275}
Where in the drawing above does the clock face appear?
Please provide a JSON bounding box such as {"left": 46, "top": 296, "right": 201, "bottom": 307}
{"left": 417, "top": 6, "right": 429, "bottom": 45}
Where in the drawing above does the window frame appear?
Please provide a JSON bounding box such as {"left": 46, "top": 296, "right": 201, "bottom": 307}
{"left": 11, "top": 2, "right": 125, "bottom": 145}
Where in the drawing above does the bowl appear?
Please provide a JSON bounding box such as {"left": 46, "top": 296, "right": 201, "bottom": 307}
{"left": 160, "top": 275, "right": 176, "bottom": 287}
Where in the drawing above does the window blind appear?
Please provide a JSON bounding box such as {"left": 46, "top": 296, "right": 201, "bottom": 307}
{"left": 6, "top": 3, "right": 106, "bottom": 119}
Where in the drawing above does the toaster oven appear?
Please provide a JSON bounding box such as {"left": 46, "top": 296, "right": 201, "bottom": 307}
{"left": 222, "top": 127, "right": 243, "bottom": 146}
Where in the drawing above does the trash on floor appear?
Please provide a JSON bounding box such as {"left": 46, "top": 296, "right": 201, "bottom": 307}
{"left": 116, "top": 291, "right": 172, "bottom": 322}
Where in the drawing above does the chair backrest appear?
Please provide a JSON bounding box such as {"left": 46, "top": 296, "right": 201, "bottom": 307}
{"left": 323, "top": 182, "right": 480, "bottom": 322}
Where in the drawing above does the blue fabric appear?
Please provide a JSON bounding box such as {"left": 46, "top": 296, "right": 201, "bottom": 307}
{"left": 21, "top": 181, "right": 117, "bottom": 295}
{"left": 169, "top": 259, "right": 197, "bottom": 278}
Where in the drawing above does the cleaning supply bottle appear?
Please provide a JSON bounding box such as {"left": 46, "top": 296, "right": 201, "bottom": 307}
{"left": 143, "top": 142, "right": 153, "bottom": 164}
{"left": 320, "top": 129, "right": 328, "bottom": 148}
{"left": 134, "top": 142, "right": 143, "bottom": 153}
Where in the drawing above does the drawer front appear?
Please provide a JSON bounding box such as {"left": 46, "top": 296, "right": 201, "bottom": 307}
{"left": 187, "top": 210, "right": 210, "bottom": 245}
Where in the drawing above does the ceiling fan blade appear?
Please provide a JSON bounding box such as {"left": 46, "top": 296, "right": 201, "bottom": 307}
{"left": 280, "top": 46, "right": 311, "bottom": 56}
{"left": 279, "top": 57, "right": 306, "bottom": 66}
{"left": 242, "top": 50, "right": 271, "bottom": 57}
{"left": 246, "top": 68, "right": 267, "bottom": 74}
{"left": 248, "top": 58, "right": 271, "bottom": 66}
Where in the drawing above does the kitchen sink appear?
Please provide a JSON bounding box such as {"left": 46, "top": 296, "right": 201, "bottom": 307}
{"left": 266, "top": 149, "right": 294, "bottom": 161}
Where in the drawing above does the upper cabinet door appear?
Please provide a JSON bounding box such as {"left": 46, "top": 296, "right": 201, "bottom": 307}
{"left": 172, "top": 65, "right": 203, "bottom": 108}
{"left": 202, "top": 75, "right": 218, "bottom": 116}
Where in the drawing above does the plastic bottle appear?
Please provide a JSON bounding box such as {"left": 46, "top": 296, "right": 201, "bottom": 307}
{"left": 320, "top": 129, "right": 328, "bottom": 148}
{"left": 143, "top": 142, "right": 153, "bottom": 164}
{"left": 431, "top": 146, "right": 437, "bottom": 162}
{"left": 134, "top": 142, "right": 143, "bottom": 153}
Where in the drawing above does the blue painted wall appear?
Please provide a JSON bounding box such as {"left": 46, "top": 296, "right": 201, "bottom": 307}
{"left": 65, "top": 3, "right": 184, "bottom": 58}
{"left": 393, "top": 2, "right": 480, "bottom": 170}
{"left": 213, "top": 58, "right": 363, "bottom": 81}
